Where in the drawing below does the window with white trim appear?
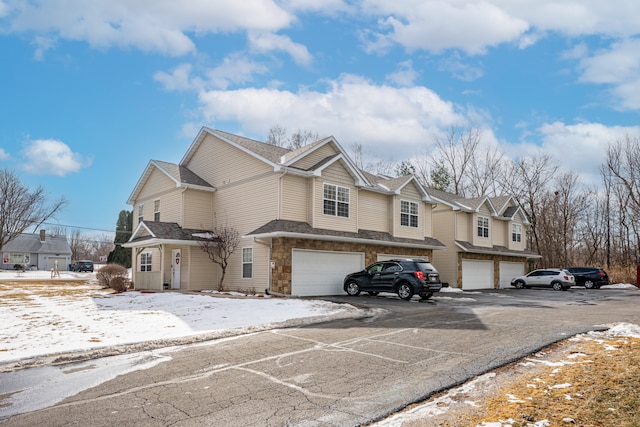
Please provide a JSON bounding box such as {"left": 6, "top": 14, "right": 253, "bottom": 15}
{"left": 477, "top": 216, "right": 489, "bottom": 238}
{"left": 512, "top": 223, "right": 522, "bottom": 243}
{"left": 140, "top": 252, "right": 152, "bottom": 272}
{"left": 400, "top": 200, "right": 419, "bottom": 227}
{"left": 323, "top": 184, "right": 349, "bottom": 217}
{"left": 138, "top": 203, "right": 144, "bottom": 224}
{"left": 242, "top": 247, "right": 253, "bottom": 278}
{"left": 154, "top": 199, "right": 160, "bottom": 221}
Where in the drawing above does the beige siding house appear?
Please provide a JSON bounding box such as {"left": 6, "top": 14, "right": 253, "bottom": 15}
{"left": 428, "top": 189, "right": 540, "bottom": 290}
{"left": 125, "top": 127, "right": 446, "bottom": 296}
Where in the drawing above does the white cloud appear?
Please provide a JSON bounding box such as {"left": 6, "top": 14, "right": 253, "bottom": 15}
{"left": 0, "top": 148, "right": 9, "bottom": 160}
{"left": 385, "top": 60, "right": 419, "bottom": 86}
{"left": 362, "top": 0, "right": 529, "bottom": 55}
{"left": 4, "top": 0, "right": 294, "bottom": 56}
{"left": 154, "top": 63, "right": 201, "bottom": 91}
{"left": 507, "top": 122, "right": 640, "bottom": 187}
{"left": 248, "top": 32, "right": 313, "bottom": 66}
{"left": 197, "top": 74, "right": 464, "bottom": 161}
{"left": 577, "top": 38, "right": 640, "bottom": 110}
{"left": 19, "top": 139, "right": 91, "bottom": 176}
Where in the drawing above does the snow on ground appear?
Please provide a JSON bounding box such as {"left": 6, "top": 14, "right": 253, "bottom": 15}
{"left": 0, "top": 270, "right": 367, "bottom": 367}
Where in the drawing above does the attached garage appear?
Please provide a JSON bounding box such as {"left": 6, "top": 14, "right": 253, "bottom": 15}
{"left": 291, "top": 249, "right": 365, "bottom": 296}
{"left": 499, "top": 261, "right": 525, "bottom": 288}
{"left": 461, "top": 259, "right": 493, "bottom": 290}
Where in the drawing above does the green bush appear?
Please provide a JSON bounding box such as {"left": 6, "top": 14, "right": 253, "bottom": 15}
{"left": 13, "top": 264, "right": 25, "bottom": 271}
{"left": 96, "top": 264, "right": 130, "bottom": 292}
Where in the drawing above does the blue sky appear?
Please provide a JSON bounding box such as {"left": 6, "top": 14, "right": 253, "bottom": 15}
{"left": 1, "top": 1, "right": 640, "bottom": 237}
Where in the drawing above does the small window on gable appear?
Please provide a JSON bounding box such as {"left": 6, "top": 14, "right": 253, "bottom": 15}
{"left": 140, "top": 252, "right": 152, "bottom": 272}
{"left": 400, "top": 200, "right": 419, "bottom": 228}
{"left": 477, "top": 216, "right": 489, "bottom": 238}
{"left": 138, "top": 203, "right": 144, "bottom": 224}
{"left": 323, "top": 183, "right": 349, "bottom": 218}
{"left": 154, "top": 199, "right": 160, "bottom": 222}
{"left": 242, "top": 247, "right": 253, "bottom": 279}
{"left": 512, "top": 223, "right": 522, "bottom": 243}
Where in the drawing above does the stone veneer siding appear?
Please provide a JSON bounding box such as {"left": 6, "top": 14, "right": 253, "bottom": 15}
{"left": 456, "top": 252, "right": 528, "bottom": 289}
{"left": 270, "top": 237, "right": 434, "bottom": 295}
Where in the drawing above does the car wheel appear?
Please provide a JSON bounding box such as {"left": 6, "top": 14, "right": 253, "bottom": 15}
{"left": 345, "top": 281, "right": 361, "bottom": 296}
{"left": 552, "top": 282, "right": 563, "bottom": 291}
{"left": 397, "top": 283, "right": 414, "bottom": 300}
{"left": 420, "top": 292, "right": 433, "bottom": 300}
{"left": 367, "top": 291, "right": 379, "bottom": 296}
{"left": 584, "top": 279, "right": 595, "bottom": 289}
{"left": 514, "top": 280, "right": 525, "bottom": 289}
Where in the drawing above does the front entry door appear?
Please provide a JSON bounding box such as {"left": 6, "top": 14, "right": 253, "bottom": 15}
{"left": 171, "top": 249, "right": 181, "bottom": 289}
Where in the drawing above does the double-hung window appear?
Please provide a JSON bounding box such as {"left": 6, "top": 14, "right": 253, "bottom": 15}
{"left": 138, "top": 203, "right": 144, "bottom": 224}
{"left": 512, "top": 223, "right": 522, "bottom": 243}
{"left": 154, "top": 199, "right": 160, "bottom": 221}
{"left": 140, "top": 252, "right": 152, "bottom": 272}
{"left": 242, "top": 248, "right": 253, "bottom": 279}
{"left": 323, "top": 184, "right": 349, "bottom": 217}
{"left": 400, "top": 200, "right": 419, "bottom": 227}
{"left": 477, "top": 216, "right": 489, "bottom": 238}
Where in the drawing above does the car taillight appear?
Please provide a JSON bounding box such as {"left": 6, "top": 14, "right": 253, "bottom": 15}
{"left": 598, "top": 272, "right": 605, "bottom": 277}
{"left": 414, "top": 271, "right": 425, "bottom": 280}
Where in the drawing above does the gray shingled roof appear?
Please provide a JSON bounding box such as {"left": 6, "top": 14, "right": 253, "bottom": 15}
{"left": 3, "top": 233, "right": 71, "bottom": 255}
{"left": 153, "top": 160, "right": 213, "bottom": 188}
{"left": 128, "top": 221, "right": 210, "bottom": 244}
{"left": 247, "top": 219, "right": 446, "bottom": 249}
{"left": 456, "top": 240, "right": 540, "bottom": 258}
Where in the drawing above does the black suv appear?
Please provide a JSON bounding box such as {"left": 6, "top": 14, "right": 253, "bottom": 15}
{"left": 71, "top": 260, "right": 94, "bottom": 272}
{"left": 565, "top": 267, "right": 610, "bottom": 289}
{"left": 343, "top": 258, "right": 442, "bottom": 301}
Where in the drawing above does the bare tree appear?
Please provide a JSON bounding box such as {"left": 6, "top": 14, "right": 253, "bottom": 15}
{"left": 467, "top": 142, "right": 505, "bottom": 197}
{"left": 69, "top": 229, "right": 92, "bottom": 261}
{"left": 91, "top": 233, "right": 116, "bottom": 262}
{"left": 432, "top": 125, "right": 482, "bottom": 195}
{"left": 267, "top": 125, "right": 288, "bottom": 147}
{"left": 196, "top": 220, "right": 240, "bottom": 290}
{"left": 0, "top": 169, "right": 68, "bottom": 252}
{"left": 501, "top": 154, "right": 559, "bottom": 261}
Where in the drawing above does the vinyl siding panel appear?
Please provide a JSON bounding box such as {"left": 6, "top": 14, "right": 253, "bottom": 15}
{"left": 431, "top": 208, "right": 459, "bottom": 287}
{"left": 457, "top": 213, "right": 471, "bottom": 242}
{"left": 281, "top": 174, "right": 309, "bottom": 222}
{"left": 185, "top": 133, "right": 273, "bottom": 187}
{"left": 134, "top": 169, "right": 179, "bottom": 227}
{"left": 290, "top": 143, "right": 339, "bottom": 170}
{"left": 493, "top": 219, "right": 506, "bottom": 247}
{"left": 183, "top": 189, "right": 214, "bottom": 230}
{"left": 394, "top": 183, "right": 425, "bottom": 239}
{"left": 186, "top": 247, "right": 219, "bottom": 290}
{"left": 213, "top": 240, "right": 270, "bottom": 293}
{"left": 358, "top": 190, "right": 390, "bottom": 232}
{"left": 312, "top": 163, "right": 357, "bottom": 232}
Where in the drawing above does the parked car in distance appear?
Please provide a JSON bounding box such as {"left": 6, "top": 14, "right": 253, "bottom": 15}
{"left": 510, "top": 269, "right": 575, "bottom": 291}
{"left": 70, "top": 260, "right": 94, "bottom": 272}
{"left": 565, "top": 267, "right": 610, "bottom": 289}
{"left": 343, "top": 258, "right": 442, "bottom": 301}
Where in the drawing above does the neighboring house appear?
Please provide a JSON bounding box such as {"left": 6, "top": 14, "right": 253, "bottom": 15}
{"left": 1, "top": 230, "right": 72, "bottom": 271}
{"left": 428, "top": 188, "right": 541, "bottom": 290}
{"left": 124, "top": 127, "right": 446, "bottom": 296}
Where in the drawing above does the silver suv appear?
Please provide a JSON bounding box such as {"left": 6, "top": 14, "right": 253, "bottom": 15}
{"left": 510, "top": 269, "right": 575, "bottom": 291}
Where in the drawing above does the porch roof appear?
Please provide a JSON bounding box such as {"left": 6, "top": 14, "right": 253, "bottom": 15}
{"left": 124, "top": 221, "right": 209, "bottom": 248}
{"left": 247, "top": 219, "right": 446, "bottom": 250}
{"left": 455, "top": 240, "right": 541, "bottom": 259}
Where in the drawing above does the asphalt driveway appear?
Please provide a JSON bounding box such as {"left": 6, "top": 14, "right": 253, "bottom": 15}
{"left": 2, "top": 287, "right": 639, "bottom": 426}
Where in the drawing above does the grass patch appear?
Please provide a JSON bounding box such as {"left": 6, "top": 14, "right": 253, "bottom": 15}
{"left": 439, "top": 336, "right": 640, "bottom": 426}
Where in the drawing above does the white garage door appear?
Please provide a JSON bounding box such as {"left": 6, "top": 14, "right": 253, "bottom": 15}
{"left": 291, "top": 250, "right": 365, "bottom": 296}
{"left": 461, "top": 260, "right": 493, "bottom": 290}
{"left": 499, "top": 262, "right": 524, "bottom": 288}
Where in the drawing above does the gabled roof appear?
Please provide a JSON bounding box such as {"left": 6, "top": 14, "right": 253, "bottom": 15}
{"left": 246, "top": 219, "right": 446, "bottom": 250}
{"left": 127, "top": 160, "right": 214, "bottom": 205}
{"left": 3, "top": 232, "right": 71, "bottom": 255}
{"left": 427, "top": 188, "right": 496, "bottom": 214}
{"left": 124, "top": 221, "right": 210, "bottom": 248}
